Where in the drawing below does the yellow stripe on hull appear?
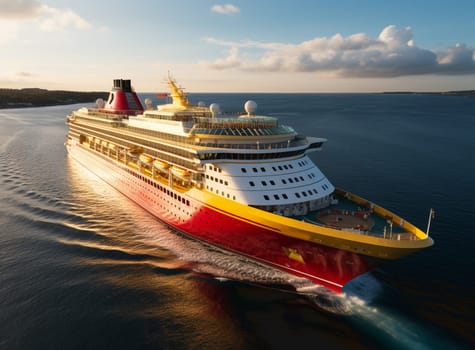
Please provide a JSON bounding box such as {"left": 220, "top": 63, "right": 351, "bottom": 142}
{"left": 186, "top": 188, "right": 434, "bottom": 260}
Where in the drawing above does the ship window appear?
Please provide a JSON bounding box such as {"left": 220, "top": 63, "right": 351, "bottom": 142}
{"left": 241, "top": 168, "right": 247, "bottom": 173}
{"left": 313, "top": 189, "right": 318, "bottom": 194}
{"left": 260, "top": 167, "right": 266, "bottom": 172}
{"left": 289, "top": 178, "right": 294, "bottom": 183}
{"left": 282, "top": 194, "right": 288, "bottom": 199}
{"left": 308, "top": 190, "right": 313, "bottom": 195}
{"left": 250, "top": 181, "right": 255, "bottom": 186}
{"left": 284, "top": 165, "right": 288, "bottom": 170}
{"left": 295, "top": 193, "right": 301, "bottom": 198}
{"left": 261, "top": 181, "right": 267, "bottom": 186}
{"left": 264, "top": 195, "right": 270, "bottom": 200}
{"left": 302, "top": 192, "right": 308, "bottom": 197}
{"left": 282, "top": 179, "right": 287, "bottom": 184}
{"left": 274, "top": 194, "right": 280, "bottom": 200}
{"left": 253, "top": 167, "right": 258, "bottom": 173}
{"left": 220, "top": 179, "right": 223, "bottom": 184}
{"left": 225, "top": 181, "right": 228, "bottom": 185}
{"left": 272, "top": 166, "right": 277, "bottom": 171}
{"left": 270, "top": 180, "right": 275, "bottom": 185}
{"left": 300, "top": 176, "right": 304, "bottom": 181}
{"left": 289, "top": 164, "right": 293, "bottom": 169}
{"left": 278, "top": 166, "right": 283, "bottom": 170}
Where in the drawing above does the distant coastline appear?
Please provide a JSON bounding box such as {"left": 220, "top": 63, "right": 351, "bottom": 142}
{"left": 1, "top": 88, "right": 474, "bottom": 110}
{"left": 382, "top": 90, "right": 475, "bottom": 95}
{"left": 0, "top": 88, "right": 108, "bottom": 109}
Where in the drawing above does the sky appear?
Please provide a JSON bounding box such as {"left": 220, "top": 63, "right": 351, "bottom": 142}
{"left": 1, "top": 0, "right": 474, "bottom": 92}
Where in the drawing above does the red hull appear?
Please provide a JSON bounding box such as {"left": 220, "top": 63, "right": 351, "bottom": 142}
{"left": 68, "top": 143, "right": 376, "bottom": 292}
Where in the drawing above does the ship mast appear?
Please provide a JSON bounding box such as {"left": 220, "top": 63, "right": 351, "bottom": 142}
{"left": 426, "top": 208, "right": 435, "bottom": 237}
{"left": 166, "top": 73, "right": 189, "bottom": 108}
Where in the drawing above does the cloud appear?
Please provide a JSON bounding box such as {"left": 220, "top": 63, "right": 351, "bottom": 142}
{"left": 38, "top": 5, "right": 91, "bottom": 31}
{"left": 16, "top": 71, "right": 34, "bottom": 77}
{"left": 207, "top": 47, "right": 241, "bottom": 70}
{"left": 211, "top": 4, "right": 240, "bottom": 15}
{"left": 0, "top": 1, "right": 91, "bottom": 32}
{"left": 203, "top": 25, "right": 475, "bottom": 77}
{"left": 0, "top": 0, "right": 42, "bottom": 19}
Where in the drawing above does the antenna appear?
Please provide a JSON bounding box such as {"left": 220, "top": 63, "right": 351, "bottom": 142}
{"left": 426, "top": 208, "right": 435, "bottom": 237}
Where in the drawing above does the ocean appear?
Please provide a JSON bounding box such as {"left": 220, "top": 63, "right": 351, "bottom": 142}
{"left": 0, "top": 93, "right": 473, "bottom": 349}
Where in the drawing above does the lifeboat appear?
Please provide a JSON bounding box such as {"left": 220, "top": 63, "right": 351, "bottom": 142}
{"left": 153, "top": 159, "right": 170, "bottom": 169}
{"left": 170, "top": 166, "right": 190, "bottom": 177}
{"left": 139, "top": 154, "right": 153, "bottom": 163}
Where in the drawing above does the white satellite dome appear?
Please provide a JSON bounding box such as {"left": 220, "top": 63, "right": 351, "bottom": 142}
{"left": 144, "top": 98, "right": 152, "bottom": 109}
{"left": 209, "top": 103, "right": 221, "bottom": 116}
{"left": 96, "top": 98, "right": 105, "bottom": 108}
{"left": 198, "top": 101, "right": 206, "bottom": 107}
{"left": 244, "top": 100, "right": 257, "bottom": 115}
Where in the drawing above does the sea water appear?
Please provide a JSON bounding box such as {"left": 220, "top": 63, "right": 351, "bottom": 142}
{"left": 0, "top": 93, "right": 474, "bottom": 349}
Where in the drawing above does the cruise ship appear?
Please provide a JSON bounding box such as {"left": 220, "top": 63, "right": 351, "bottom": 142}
{"left": 65, "top": 77, "right": 434, "bottom": 292}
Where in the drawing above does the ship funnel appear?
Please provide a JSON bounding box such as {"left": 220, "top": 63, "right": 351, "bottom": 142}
{"left": 103, "top": 78, "right": 144, "bottom": 113}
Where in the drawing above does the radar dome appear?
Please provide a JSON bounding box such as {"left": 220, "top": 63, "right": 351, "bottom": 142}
{"left": 209, "top": 103, "right": 221, "bottom": 115}
{"left": 96, "top": 98, "right": 105, "bottom": 109}
{"left": 198, "top": 101, "right": 205, "bottom": 107}
{"left": 144, "top": 98, "right": 152, "bottom": 109}
{"left": 244, "top": 100, "right": 257, "bottom": 115}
